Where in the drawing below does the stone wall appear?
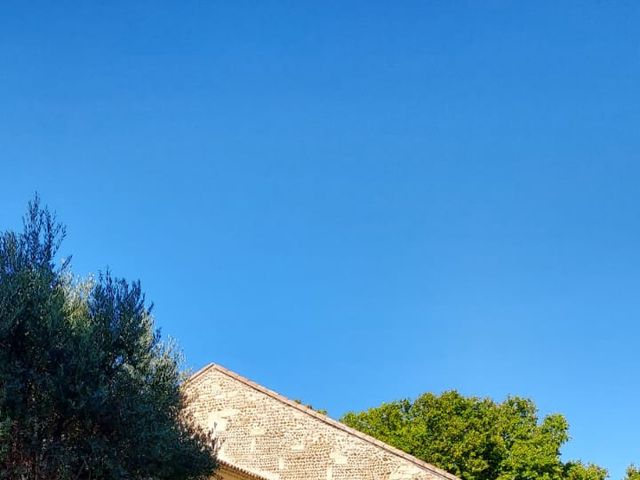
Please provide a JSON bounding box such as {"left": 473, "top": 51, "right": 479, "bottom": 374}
{"left": 185, "top": 364, "right": 459, "bottom": 480}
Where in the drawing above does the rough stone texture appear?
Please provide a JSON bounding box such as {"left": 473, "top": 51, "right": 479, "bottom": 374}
{"left": 185, "top": 364, "right": 460, "bottom": 480}
{"left": 217, "top": 461, "right": 268, "bottom": 480}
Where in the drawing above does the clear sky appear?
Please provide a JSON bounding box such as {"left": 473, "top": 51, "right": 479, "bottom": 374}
{"left": 1, "top": 1, "right": 639, "bottom": 477}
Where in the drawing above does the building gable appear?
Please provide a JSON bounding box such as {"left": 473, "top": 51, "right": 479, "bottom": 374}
{"left": 186, "top": 364, "right": 459, "bottom": 480}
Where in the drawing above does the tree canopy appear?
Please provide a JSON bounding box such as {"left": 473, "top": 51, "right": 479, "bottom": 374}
{"left": 0, "top": 198, "right": 217, "bottom": 479}
{"left": 341, "top": 391, "right": 609, "bottom": 480}
{"left": 625, "top": 466, "right": 640, "bottom": 480}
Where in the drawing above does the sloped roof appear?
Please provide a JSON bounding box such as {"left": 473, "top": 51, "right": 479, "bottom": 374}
{"left": 188, "top": 363, "right": 460, "bottom": 480}
{"left": 218, "top": 459, "right": 270, "bottom": 480}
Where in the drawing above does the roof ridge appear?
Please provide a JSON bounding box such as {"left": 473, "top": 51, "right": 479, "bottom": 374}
{"left": 218, "top": 459, "right": 269, "bottom": 480}
{"left": 189, "top": 363, "right": 460, "bottom": 480}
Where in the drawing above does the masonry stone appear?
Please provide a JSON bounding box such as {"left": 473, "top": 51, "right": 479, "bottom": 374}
{"left": 185, "top": 364, "right": 460, "bottom": 480}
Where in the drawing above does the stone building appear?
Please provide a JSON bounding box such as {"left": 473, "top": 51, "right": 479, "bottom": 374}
{"left": 185, "top": 364, "right": 459, "bottom": 480}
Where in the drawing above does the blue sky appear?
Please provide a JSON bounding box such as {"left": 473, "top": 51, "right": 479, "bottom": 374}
{"left": 1, "top": 1, "right": 639, "bottom": 477}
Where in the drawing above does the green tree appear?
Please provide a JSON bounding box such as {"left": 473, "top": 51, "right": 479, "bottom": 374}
{"left": 563, "top": 462, "right": 608, "bottom": 480}
{"left": 625, "top": 466, "right": 640, "bottom": 480}
{"left": 341, "top": 391, "right": 606, "bottom": 480}
{"left": 0, "top": 198, "right": 217, "bottom": 479}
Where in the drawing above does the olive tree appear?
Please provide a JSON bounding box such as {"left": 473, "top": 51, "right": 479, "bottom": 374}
{"left": 0, "top": 197, "right": 217, "bottom": 479}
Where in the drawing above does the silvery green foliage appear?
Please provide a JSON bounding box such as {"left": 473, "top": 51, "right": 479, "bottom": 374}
{"left": 0, "top": 197, "right": 217, "bottom": 479}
